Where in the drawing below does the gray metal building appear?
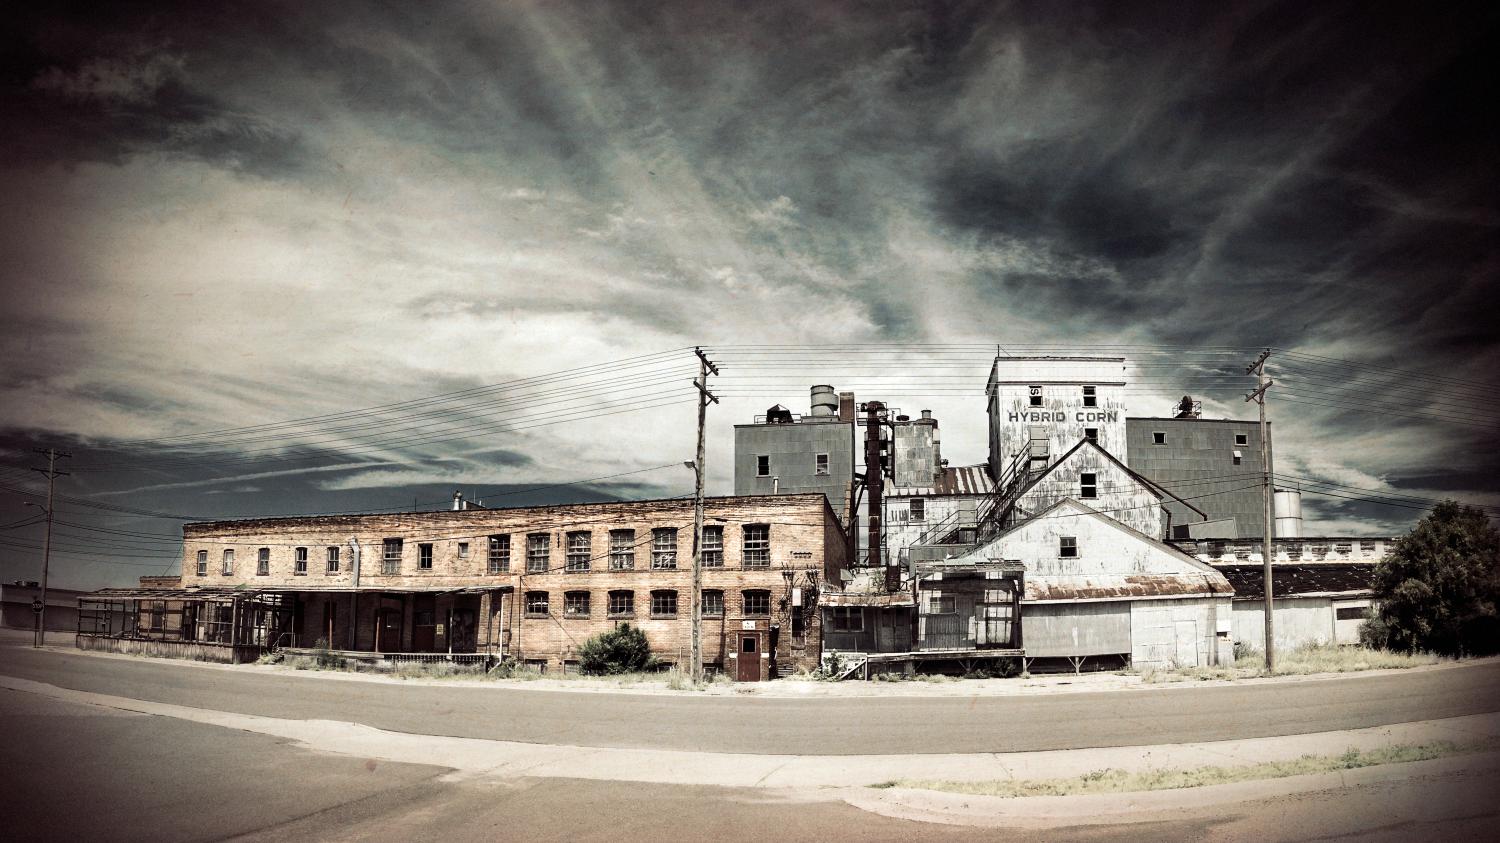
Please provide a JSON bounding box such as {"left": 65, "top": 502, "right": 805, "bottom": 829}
{"left": 733, "top": 385, "right": 857, "bottom": 526}
{"left": 1125, "top": 413, "right": 1272, "bottom": 540}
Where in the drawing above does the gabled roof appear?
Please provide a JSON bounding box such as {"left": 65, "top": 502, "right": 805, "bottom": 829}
{"left": 1214, "top": 564, "right": 1376, "bottom": 600}
{"left": 1000, "top": 497, "right": 1226, "bottom": 578}
{"left": 1014, "top": 438, "right": 1164, "bottom": 502}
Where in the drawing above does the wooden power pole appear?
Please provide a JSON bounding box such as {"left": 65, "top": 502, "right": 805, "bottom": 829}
{"left": 30, "top": 448, "right": 70, "bottom": 648}
{"left": 1244, "top": 349, "right": 1275, "bottom": 671}
{"left": 690, "top": 347, "right": 718, "bottom": 685}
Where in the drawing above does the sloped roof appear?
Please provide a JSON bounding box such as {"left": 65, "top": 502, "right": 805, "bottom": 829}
{"left": 1214, "top": 564, "right": 1376, "bottom": 600}
{"left": 1026, "top": 575, "right": 1224, "bottom": 602}
{"left": 890, "top": 463, "right": 995, "bottom": 497}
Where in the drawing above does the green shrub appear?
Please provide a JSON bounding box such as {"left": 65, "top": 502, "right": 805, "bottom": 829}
{"left": 577, "top": 623, "right": 655, "bottom": 675}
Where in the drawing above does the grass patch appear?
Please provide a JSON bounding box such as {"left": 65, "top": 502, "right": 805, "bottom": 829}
{"left": 883, "top": 738, "right": 1495, "bottom": 798}
{"left": 1140, "top": 645, "right": 1441, "bottom": 683}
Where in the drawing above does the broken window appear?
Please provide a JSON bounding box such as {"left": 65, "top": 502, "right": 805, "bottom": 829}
{"left": 221, "top": 549, "right": 234, "bottom": 576}
{"left": 564, "top": 591, "right": 590, "bottom": 618}
{"left": 566, "top": 531, "right": 592, "bottom": 572}
{"left": 196, "top": 550, "right": 208, "bottom": 577}
{"left": 742, "top": 590, "right": 771, "bottom": 616}
{"left": 382, "top": 538, "right": 402, "bottom": 574}
{"left": 609, "top": 529, "right": 635, "bottom": 570}
{"left": 1083, "top": 385, "right": 1097, "bottom": 407}
{"left": 488, "top": 535, "right": 510, "bottom": 574}
{"left": 651, "top": 590, "right": 677, "bottom": 618}
{"left": 1029, "top": 385, "right": 1043, "bottom": 407}
{"left": 526, "top": 533, "right": 550, "bottom": 573}
{"left": 652, "top": 528, "right": 678, "bottom": 570}
{"left": 524, "top": 591, "right": 549, "bottom": 617}
{"left": 608, "top": 590, "right": 634, "bottom": 617}
{"left": 702, "top": 525, "right": 724, "bottom": 567}
{"left": 1080, "top": 473, "right": 1097, "bottom": 499}
{"left": 1059, "top": 536, "right": 1078, "bottom": 558}
{"left": 830, "top": 607, "right": 863, "bottom": 632}
{"left": 702, "top": 589, "right": 724, "bottom": 617}
{"left": 909, "top": 498, "right": 925, "bottom": 521}
{"left": 742, "top": 524, "right": 770, "bottom": 568}
{"left": 257, "top": 547, "right": 270, "bottom": 576}
{"left": 326, "top": 546, "right": 340, "bottom": 573}
{"left": 815, "top": 453, "right": 829, "bottom": 475}
{"left": 756, "top": 455, "right": 770, "bottom": 477}
{"left": 418, "top": 543, "right": 433, "bottom": 570}
{"left": 294, "top": 547, "right": 308, "bottom": 576}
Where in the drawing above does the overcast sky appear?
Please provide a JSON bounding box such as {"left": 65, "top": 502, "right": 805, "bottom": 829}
{"left": 2, "top": 1, "right": 1496, "bottom": 587}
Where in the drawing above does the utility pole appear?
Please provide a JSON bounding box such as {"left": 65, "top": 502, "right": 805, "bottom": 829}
{"left": 1244, "top": 350, "right": 1275, "bottom": 671}
{"left": 28, "top": 448, "right": 70, "bottom": 648}
{"left": 690, "top": 347, "right": 719, "bottom": 685}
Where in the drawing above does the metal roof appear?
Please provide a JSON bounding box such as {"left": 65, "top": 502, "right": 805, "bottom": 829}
{"left": 1213, "top": 564, "right": 1376, "bottom": 601}
{"left": 889, "top": 463, "right": 994, "bottom": 497}
{"left": 1025, "top": 574, "right": 1226, "bottom": 602}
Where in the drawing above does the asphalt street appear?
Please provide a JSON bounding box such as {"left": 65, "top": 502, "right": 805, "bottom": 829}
{"left": 3, "top": 685, "right": 1496, "bottom": 843}
{"left": 1, "top": 644, "right": 1497, "bottom": 754}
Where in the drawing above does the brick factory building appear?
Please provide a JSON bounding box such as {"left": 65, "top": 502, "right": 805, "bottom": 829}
{"left": 77, "top": 494, "right": 848, "bottom": 679}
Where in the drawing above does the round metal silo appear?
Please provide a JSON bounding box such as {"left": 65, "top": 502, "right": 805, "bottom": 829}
{"left": 1274, "top": 489, "right": 1303, "bottom": 538}
{"left": 810, "top": 384, "right": 838, "bottom": 417}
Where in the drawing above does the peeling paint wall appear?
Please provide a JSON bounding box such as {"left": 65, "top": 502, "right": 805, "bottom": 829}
{"left": 988, "top": 357, "right": 1129, "bottom": 481}
{"left": 1014, "top": 444, "right": 1164, "bottom": 539}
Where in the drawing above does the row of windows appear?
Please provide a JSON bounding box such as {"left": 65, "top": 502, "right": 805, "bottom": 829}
{"left": 1149, "top": 431, "right": 1251, "bottom": 448}
{"left": 1029, "top": 385, "right": 1098, "bottom": 407}
{"left": 756, "top": 453, "right": 831, "bottom": 477}
{"left": 524, "top": 589, "right": 772, "bottom": 619}
{"left": 195, "top": 525, "right": 773, "bottom": 577}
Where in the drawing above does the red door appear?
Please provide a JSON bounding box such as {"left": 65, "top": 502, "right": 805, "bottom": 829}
{"left": 736, "top": 633, "right": 762, "bottom": 682}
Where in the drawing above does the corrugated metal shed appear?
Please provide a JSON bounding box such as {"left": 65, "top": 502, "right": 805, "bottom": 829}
{"left": 1214, "top": 563, "right": 1375, "bottom": 601}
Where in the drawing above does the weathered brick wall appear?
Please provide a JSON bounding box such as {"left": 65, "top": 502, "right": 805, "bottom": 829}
{"left": 178, "top": 494, "right": 846, "bottom": 674}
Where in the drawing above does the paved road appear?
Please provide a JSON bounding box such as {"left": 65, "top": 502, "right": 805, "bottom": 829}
{"left": 5, "top": 685, "right": 1496, "bottom": 843}
{"left": 2, "top": 644, "right": 1497, "bottom": 754}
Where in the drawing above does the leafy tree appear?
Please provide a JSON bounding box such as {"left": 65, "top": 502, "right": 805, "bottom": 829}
{"left": 1366, "top": 501, "right": 1500, "bottom": 656}
{"left": 577, "top": 623, "right": 655, "bottom": 675}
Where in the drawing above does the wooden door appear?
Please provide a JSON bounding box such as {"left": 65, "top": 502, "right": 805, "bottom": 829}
{"left": 736, "top": 633, "right": 762, "bottom": 681}
{"left": 375, "top": 609, "right": 401, "bottom": 653}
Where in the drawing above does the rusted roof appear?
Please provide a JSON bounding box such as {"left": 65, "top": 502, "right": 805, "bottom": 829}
{"left": 890, "top": 464, "right": 994, "bottom": 497}
{"left": 1214, "top": 564, "right": 1375, "bottom": 601}
{"left": 823, "top": 591, "right": 915, "bottom": 607}
{"left": 1025, "top": 574, "right": 1227, "bottom": 602}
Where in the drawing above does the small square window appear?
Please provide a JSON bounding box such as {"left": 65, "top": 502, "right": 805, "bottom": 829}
{"left": 1059, "top": 536, "right": 1078, "bottom": 558}
{"left": 457, "top": 542, "right": 469, "bottom": 558}
{"left": 564, "top": 591, "right": 590, "bottom": 618}
{"left": 831, "top": 606, "right": 863, "bottom": 632}
{"left": 743, "top": 590, "right": 771, "bottom": 616}
{"left": 1079, "top": 473, "right": 1097, "bottom": 499}
{"left": 928, "top": 594, "right": 956, "bottom": 614}
{"left": 418, "top": 543, "right": 433, "bottom": 570}
{"left": 909, "top": 498, "right": 925, "bottom": 521}
{"left": 1084, "top": 427, "right": 1098, "bottom": 443}
{"left": 525, "top": 591, "right": 549, "bottom": 617}
{"left": 1082, "top": 385, "right": 1097, "bottom": 407}
{"left": 651, "top": 590, "right": 678, "bottom": 618}
{"left": 756, "top": 455, "right": 770, "bottom": 477}
{"left": 1029, "top": 385, "right": 1043, "bottom": 407}
{"left": 702, "top": 590, "right": 724, "bottom": 617}
{"left": 608, "top": 590, "right": 634, "bottom": 617}
{"left": 1152, "top": 431, "right": 1166, "bottom": 445}
{"left": 815, "top": 453, "right": 829, "bottom": 475}
{"left": 1235, "top": 433, "right": 1248, "bottom": 447}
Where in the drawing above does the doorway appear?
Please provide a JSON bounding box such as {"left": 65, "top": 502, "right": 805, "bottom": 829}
{"left": 375, "top": 608, "right": 402, "bottom": 653}
{"left": 736, "top": 632, "right": 762, "bottom": 682}
{"left": 412, "top": 595, "right": 436, "bottom": 652}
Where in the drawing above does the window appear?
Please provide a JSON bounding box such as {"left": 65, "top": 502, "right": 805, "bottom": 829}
{"left": 742, "top": 524, "right": 770, "bottom": 568}
{"left": 221, "top": 549, "right": 234, "bottom": 575}
{"left": 382, "top": 538, "right": 402, "bottom": 574}
{"left": 743, "top": 590, "right": 771, "bottom": 616}
{"left": 651, "top": 590, "right": 678, "bottom": 618}
{"left": 1029, "top": 385, "right": 1043, "bottom": 407}
{"left": 1083, "top": 385, "right": 1097, "bottom": 407}
{"left": 1336, "top": 606, "right": 1369, "bottom": 621}
{"left": 1080, "top": 473, "right": 1097, "bottom": 499}
{"left": 524, "top": 591, "right": 549, "bottom": 617}
{"left": 609, "top": 529, "right": 635, "bottom": 570}
{"left": 1360, "top": 541, "right": 1377, "bottom": 555}
{"left": 564, "top": 591, "right": 590, "bottom": 618}
{"left": 652, "top": 528, "right": 678, "bottom": 570}
{"left": 909, "top": 498, "right": 925, "bottom": 522}
{"left": 702, "top": 589, "right": 724, "bottom": 617}
{"left": 1084, "top": 427, "right": 1098, "bottom": 443}
{"left": 1287, "top": 543, "right": 1303, "bottom": 560}
{"left": 815, "top": 453, "right": 829, "bottom": 475}
{"left": 526, "top": 533, "right": 550, "bottom": 573}
{"left": 1235, "top": 433, "right": 1248, "bottom": 446}
{"left": 756, "top": 455, "right": 770, "bottom": 477}
{"left": 457, "top": 542, "right": 469, "bottom": 559}
{"left": 418, "top": 543, "right": 433, "bottom": 570}
{"left": 326, "top": 546, "right": 340, "bottom": 573}
{"left": 702, "top": 525, "right": 724, "bottom": 567}
{"left": 830, "top": 606, "right": 863, "bottom": 632}
{"left": 1059, "top": 536, "right": 1078, "bottom": 558}
{"left": 1152, "top": 431, "right": 1166, "bottom": 445}
{"left": 928, "top": 594, "right": 956, "bottom": 614}
{"left": 196, "top": 550, "right": 208, "bottom": 577}
{"left": 294, "top": 547, "right": 308, "bottom": 576}
{"left": 608, "top": 590, "right": 634, "bottom": 617}
{"left": 566, "top": 531, "right": 592, "bottom": 572}
{"left": 1233, "top": 451, "right": 1243, "bottom": 465}
{"left": 488, "top": 535, "right": 511, "bottom": 574}
{"left": 257, "top": 547, "right": 270, "bottom": 576}
{"left": 1334, "top": 543, "right": 1352, "bottom": 555}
